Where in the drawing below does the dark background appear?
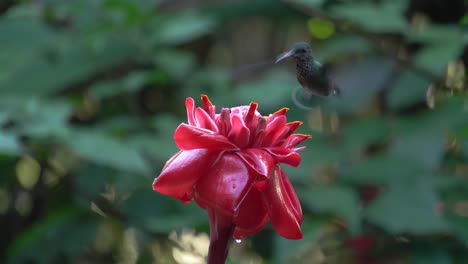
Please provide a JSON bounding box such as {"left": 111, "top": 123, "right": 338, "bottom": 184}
{"left": 0, "top": 0, "right": 467, "bottom": 263}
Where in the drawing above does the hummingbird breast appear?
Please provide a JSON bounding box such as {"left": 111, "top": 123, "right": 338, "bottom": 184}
{"left": 295, "top": 57, "right": 335, "bottom": 97}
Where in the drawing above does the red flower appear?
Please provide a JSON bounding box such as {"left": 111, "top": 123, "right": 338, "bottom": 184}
{"left": 153, "top": 95, "right": 310, "bottom": 240}
{"left": 345, "top": 235, "right": 377, "bottom": 264}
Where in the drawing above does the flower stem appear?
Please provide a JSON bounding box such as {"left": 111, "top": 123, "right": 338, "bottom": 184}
{"left": 207, "top": 208, "right": 234, "bottom": 264}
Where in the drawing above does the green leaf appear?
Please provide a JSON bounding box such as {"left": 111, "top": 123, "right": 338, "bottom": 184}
{"left": 318, "top": 35, "right": 372, "bottom": 60}
{"left": 66, "top": 131, "right": 150, "bottom": 174}
{"left": 440, "top": 179, "right": 468, "bottom": 247}
{"left": 415, "top": 42, "right": 463, "bottom": 74}
{"left": 331, "top": 1, "right": 407, "bottom": 33}
{"left": 0, "top": 132, "right": 22, "bottom": 156}
{"left": 284, "top": 133, "right": 340, "bottom": 181}
{"left": 341, "top": 117, "right": 390, "bottom": 153}
{"left": 74, "top": 165, "right": 118, "bottom": 196}
{"left": 272, "top": 217, "right": 324, "bottom": 263}
{"left": 234, "top": 70, "right": 296, "bottom": 110}
{"left": 153, "top": 49, "right": 196, "bottom": 79}
{"left": 120, "top": 189, "right": 206, "bottom": 232}
{"left": 94, "top": 115, "right": 146, "bottom": 133}
{"left": 387, "top": 70, "right": 430, "bottom": 110}
{"left": 447, "top": 214, "right": 468, "bottom": 248}
{"left": 152, "top": 11, "right": 216, "bottom": 45}
{"left": 463, "top": 140, "right": 468, "bottom": 160}
{"left": 288, "top": 0, "right": 325, "bottom": 8}
{"left": 0, "top": 98, "right": 72, "bottom": 138}
{"left": 89, "top": 70, "right": 151, "bottom": 99}
{"left": 325, "top": 57, "right": 394, "bottom": 114}
{"left": 129, "top": 134, "right": 178, "bottom": 162}
{"left": 389, "top": 97, "right": 467, "bottom": 168}
{"left": 388, "top": 132, "right": 445, "bottom": 170}
{"left": 406, "top": 24, "right": 463, "bottom": 44}
{"left": 7, "top": 206, "right": 98, "bottom": 264}
{"left": 189, "top": 67, "right": 231, "bottom": 90}
{"left": 299, "top": 185, "right": 361, "bottom": 233}
{"left": 0, "top": 36, "right": 135, "bottom": 97}
{"left": 393, "top": 96, "right": 466, "bottom": 134}
{"left": 410, "top": 250, "right": 452, "bottom": 264}
{"left": 184, "top": 67, "right": 232, "bottom": 106}
{"left": 0, "top": 12, "right": 55, "bottom": 51}
{"left": 151, "top": 114, "right": 183, "bottom": 135}
{"left": 344, "top": 153, "right": 442, "bottom": 186}
{"left": 365, "top": 169, "right": 449, "bottom": 234}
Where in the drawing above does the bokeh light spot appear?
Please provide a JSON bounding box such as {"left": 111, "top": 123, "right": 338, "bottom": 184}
{"left": 15, "top": 191, "right": 32, "bottom": 216}
{"left": 16, "top": 156, "right": 41, "bottom": 190}
{"left": 308, "top": 18, "right": 335, "bottom": 40}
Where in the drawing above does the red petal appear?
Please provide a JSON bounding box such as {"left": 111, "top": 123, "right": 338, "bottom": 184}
{"left": 228, "top": 115, "right": 250, "bottom": 148}
{"left": 263, "top": 166, "right": 302, "bottom": 239}
{"left": 185, "top": 97, "right": 197, "bottom": 126}
{"left": 274, "top": 121, "right": 303, "bottom": 146}
{"left": 268, "top": 107, "right": 288, "bottom": 120}
{"left": 174, "top": 124, "right": 238, "bottom": 150}
{"left": 251, "top": 117, "right": 266, "bottom": 147}
{"left": 244, "top": 102, "right": 259, "bottom": 129}
{"left": 262, "top": 115, "right": 287, "bottom": 147}
{"left": 193, "top": 153, "right": 256, "bottom": 216}
{"left": 153, "top": 149, "right": 221, "bottom": 203}
{"left": 201, "top": 94, "right": 216, "bottom": 118}
{"left": 265, "top": 147, "right": 301, "bottom": 167}
{"left": 216, "top": 108, "right": 232, "bottom": 136}
{"left": 195, "top": 107, "right": 218, "bottom": 132}
{"left": 283, "top": 134, "right": 312, "bottom": 149}
{"left": 233, "top": 187, "right": 269, "bottom": 239}
{"left": 235, "top": 149, "right": 275, "bottom": 177}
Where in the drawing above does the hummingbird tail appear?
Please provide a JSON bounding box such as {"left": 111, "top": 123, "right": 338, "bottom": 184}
{"left": 291, "top": 87, "right": 314, "bottom": 111}
{"left": 332, "top": 85, "right": 341, "bottom": 97}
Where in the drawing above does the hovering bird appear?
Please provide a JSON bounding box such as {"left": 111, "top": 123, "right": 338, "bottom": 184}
{"left": 275, "top": 42, "right": 340, "bottom": 97}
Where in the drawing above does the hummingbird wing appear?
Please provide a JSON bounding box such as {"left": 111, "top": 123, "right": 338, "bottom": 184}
{"left": 302, "top": 60, "right": 336, "bottom": 96}
{"left": 319, "top": 63, "right": 341, "bottom": 96}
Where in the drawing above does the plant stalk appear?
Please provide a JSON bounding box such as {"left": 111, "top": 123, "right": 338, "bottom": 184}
{"left": 207, "top": 208, "right": 234, "bottom": 264}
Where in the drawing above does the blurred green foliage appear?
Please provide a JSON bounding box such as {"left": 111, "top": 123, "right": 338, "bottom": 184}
{"left": 0, "top": 0, "right": 467, "bottom": 263}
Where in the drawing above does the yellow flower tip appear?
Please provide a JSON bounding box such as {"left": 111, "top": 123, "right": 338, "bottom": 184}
{"left": 296, "top": 133, "right": 312, "bottom": 139}
{"left": 288, "top": 121, "right": 304, "bottom": 126}
{"left": 200, "top": 94, "right": 213, "bottom": 107}
{"left": 246, "top": 102, "right": 259, "bottom": 121}
{"left": 272, "top": 107, "right": 289, "bottom": 116}
{"left": 249, "top": 102, "right": 259, "bottom": 109}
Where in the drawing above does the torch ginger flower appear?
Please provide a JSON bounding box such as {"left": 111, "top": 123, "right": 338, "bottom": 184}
{"left": 153, "top": 95, "right": 310, "bottom": 262}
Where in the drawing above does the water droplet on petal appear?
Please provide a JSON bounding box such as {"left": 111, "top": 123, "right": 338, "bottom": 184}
{"left": 235, "top": 239, "right": 242, "bottom": 244}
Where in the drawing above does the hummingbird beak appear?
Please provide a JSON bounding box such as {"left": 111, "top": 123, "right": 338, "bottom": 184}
{"left": 275, "top": 50, "right": 294, "bottom": 64}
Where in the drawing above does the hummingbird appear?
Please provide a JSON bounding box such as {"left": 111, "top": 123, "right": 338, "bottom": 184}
{"left": 275, "top": 42, "right": 340, "bottom": 97}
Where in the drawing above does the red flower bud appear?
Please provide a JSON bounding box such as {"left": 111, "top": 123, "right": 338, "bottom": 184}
{"left": 153, "top": 95, "right": 310, "bottom": 240}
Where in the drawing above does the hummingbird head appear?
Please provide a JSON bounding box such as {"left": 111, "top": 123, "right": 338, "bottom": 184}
{"left": 275, "top": 42, "right": 312, "bottom": 64}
